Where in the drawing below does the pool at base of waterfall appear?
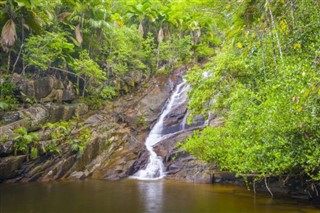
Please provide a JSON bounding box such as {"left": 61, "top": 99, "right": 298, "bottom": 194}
{"left": 0, "top": 179, "right": 318, "bottom": 213}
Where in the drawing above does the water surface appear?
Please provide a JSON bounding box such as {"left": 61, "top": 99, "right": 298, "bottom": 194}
{"left": 0, "top": 179, "right": 319, "bottom": 213}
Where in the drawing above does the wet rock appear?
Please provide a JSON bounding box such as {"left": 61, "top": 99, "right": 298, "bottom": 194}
{"left": 69, "top": 171, "right": 85, "bottom": 180}
{"left": 2, "top": 111, "right": 20, "bottom": 125}
{"left": 39, "top": 158, "right": 65, "bottom": 182}
{"left": 0, "top": 105, "right": 48, "bottom": 138}
{"left": 19, "top": 75, "right": 77, "bottom": 103}
{"left": 209, "top": 117, "right": 224, "bottom": 127}
{"left": 134, "top": 84, "right": 171, "bottom": 124}
{"left": 0, "top": 141, "right": 13, "bottom": 156}
{"left": 66, "top": 137, "right": 107, "bottom": 175}
{"left": 129, "top": 147, "right": 149, "bottom": 173}
{"left": 154, "top": 130, "right": 198, "bottom": 159}
{"left": 23, "top": 105, "right": 49, "bottom": 131}
{"left": 163, "top": 102, "right": 188, "bottom": 126}
{"left": 153, "top": 128, "right": 217, "bottom": 184}
{"left": 91, "top": 139, "right": 144, "bottom": 181}
{"left": 122, "top": 68, "right": 187, "bottom": 131}
{"left": 164, "top": 155, "right": 216, "bottom": 184}
{"left": 0, "top": 155, "right": 26, "bottom": 181}
{"left": 47, "top": 103, "right": 88, "bottom": 122}
{"left": 54, "top": 156, "right": 77, "bottom": 179}
{"left": 85, "top": 114, "right": 105, "bottom": 124}
{"left": 212, "top": 171, "right": 237, "bottom": 183}
{"left": 0, "top": 103, "right": 88, "bottom": 141}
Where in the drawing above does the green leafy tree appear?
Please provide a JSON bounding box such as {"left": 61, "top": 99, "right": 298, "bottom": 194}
{"left": 70, "top": 50, "right": 106, "bottom": 95}
{"left": 126, "top": 0, "right": 157, "bottom": 36}
{"left": 23, "top": 31, "right": 74, "bottom": 72}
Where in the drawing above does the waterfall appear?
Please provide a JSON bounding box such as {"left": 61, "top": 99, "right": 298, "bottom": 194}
{"left": 132, "top": 80, "right": 188, "bottom": 180}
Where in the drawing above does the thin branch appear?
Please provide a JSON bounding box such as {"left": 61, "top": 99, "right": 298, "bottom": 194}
{"left": 288, "top": 0, "right": 295, "bottom": 25}
{"left": 11, "top": 43, "right": 24, "bottom": 73}
{"left": 266, "top": 0, "right": 283, "bottom": 62}
{"left": 7, "top": 49, "right": 11, "bottom": 73}
{"left": 265, "top": 177, "right": 273, "bottom": 198}
{"left": 49, "top": 67, "right": 85, "bottom": 82}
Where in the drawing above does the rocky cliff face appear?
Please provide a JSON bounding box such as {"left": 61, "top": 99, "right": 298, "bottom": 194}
{"left": 13, "top": 74, "right": 77, "bottom": 103}
{"left": 1, "top": 66, "right": 217, "bottom": 183}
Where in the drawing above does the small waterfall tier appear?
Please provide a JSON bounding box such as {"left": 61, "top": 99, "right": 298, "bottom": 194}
{"left": 132, "top": 80, "right": 189, "bottom": 180}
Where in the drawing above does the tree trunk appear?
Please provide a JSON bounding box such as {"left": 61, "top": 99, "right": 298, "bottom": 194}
{"left": 266, "top": 0, "right": 283, "bottom": 62}
{"left": 7, "top": 49, "right": 11, "bottom": 73}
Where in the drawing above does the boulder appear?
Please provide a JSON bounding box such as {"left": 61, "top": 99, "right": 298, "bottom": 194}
{"left": 0, "top": 105, "right": 48, "bottom": 138}
{"left": 152, "top": 129, "right": 217, "bottom": 184}
{"left": 0, "top": 141, "right": 13, "bottom": 156}
{"left": 0, "top": 104, "right": 88, "bottom": 141}
{"left": 69, "top": 171, "right": 85, "bottom": 180}
{"left": 19, "top": 75, "right": 77, "bottom": 102}
{"left": 47, "top": 103, "right": 88, "bottom": 122}
{"left": 0, "top": 155, "right": 26, "bottom": 182}
{"left": 2, "top": 111, "right": 20, "bottom": 125}
{"left": 90, "top": 133, "right": 144, "bottom": 181}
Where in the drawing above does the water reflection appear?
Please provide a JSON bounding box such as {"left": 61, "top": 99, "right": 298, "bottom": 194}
{"left": 0, "top": 180, "right": 319, "bottom": 213}
{"left": 138, "top": 180, "right": 164, "bottom": 213}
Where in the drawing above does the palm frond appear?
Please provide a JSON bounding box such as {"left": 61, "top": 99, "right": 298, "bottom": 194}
{"left": 75, "top": 24, "right": 83, "bottom": 44}
{"left": 1, "top": 19, "right": 17, "bottom": 52}
{"left": 57, "top": 12, "right": 72, "bottom": 21}
{"left": 138, "top": 22, "right": 144, "bottom": 36}
{"left": 158, "top": 27, "right": 164, "bottom": 42}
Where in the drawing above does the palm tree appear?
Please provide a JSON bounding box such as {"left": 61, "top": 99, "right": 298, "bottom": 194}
{"left": 67, "top": 0, "right": 112, "bottom": 54}
{"left": 0, "top": 0, "right": 41, "bottom": 72}
{"left": 126, "top": 0, "right": 157, "bottom": 37}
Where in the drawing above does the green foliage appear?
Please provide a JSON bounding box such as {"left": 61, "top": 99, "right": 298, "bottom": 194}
{"left": 103, "top": 26, "right": 153, "bottom": 79}
{"left": 76, "top": 96, "right": 103, "bottom": 110}
{"left": 0, "top": 135, "right": 9, "bottom": 143}
{"left": 74, "top": 86, "right": 115, "bottom": 109}
{"left": 70, "top": 50, "right": 106, "bottom": 88}
{"left": 194, "top": 42, "right": 214, "bottom": 61}
{"left": 184, "top": 0, "right": 320, "bottom": 182}
{"left": 13, "top": 127, "right": 40, "bottom": 160}
{"left": 23, "top": 32, "right": 74, "bottom": 71}
{"left": 0, "top": 77, "right": 20, "bottom": 108}
{"left": 158, "top": 35, "right": 192, "bottom": 69}
{"left": 134, "top": 115, "right": 147, "bottom": 128}
{"left": 44, "top": 120, "right": 72, "bottom": 141}
{"left": 46, "top": 142, "right": 61, "bottom": 155}
{"left": 43, "top": 119, "right": 91, "bottom": 157}
{"left": 0, "top": 102, "right": 9, "bottom": 111}
{"left": 99, "top": 86, "right": 116, "bottom": 100}
{"left": 69, "top": 128, "right": 91, "bottom": 157}
{"left": 2, "top": 0, "right": 227, "bottom": 102}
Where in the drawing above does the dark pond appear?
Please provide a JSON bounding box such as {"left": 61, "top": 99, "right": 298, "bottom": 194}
{"left": 0, "top": 179, "right": 319, "bottom": 213}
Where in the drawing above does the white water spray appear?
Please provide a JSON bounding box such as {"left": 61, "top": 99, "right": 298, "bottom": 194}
{"left": 133, "top": 80, "right": 188, "bottom": 180}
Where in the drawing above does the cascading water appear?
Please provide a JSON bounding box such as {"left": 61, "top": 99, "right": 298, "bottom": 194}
{"left": 132, "top": 80, "right": 188, "bottom": 180}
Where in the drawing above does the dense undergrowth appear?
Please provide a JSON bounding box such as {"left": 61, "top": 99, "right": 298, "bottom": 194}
{"left": 184, "top": 0, "right": 320, "bottom": 186}
{"left": 1, "top": 0, "right": 320, "bottom": 188}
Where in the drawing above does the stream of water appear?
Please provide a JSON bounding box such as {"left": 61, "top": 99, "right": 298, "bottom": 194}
{"left": 133, "top": 80, "right": 188, "bottom": 180}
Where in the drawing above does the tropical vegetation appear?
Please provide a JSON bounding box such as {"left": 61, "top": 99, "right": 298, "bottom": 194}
{"left": 1, "top": 0, "right": 320, "bottom": 189}
{"left": 184, "top": 0, "right": 320, "bottom": 187}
